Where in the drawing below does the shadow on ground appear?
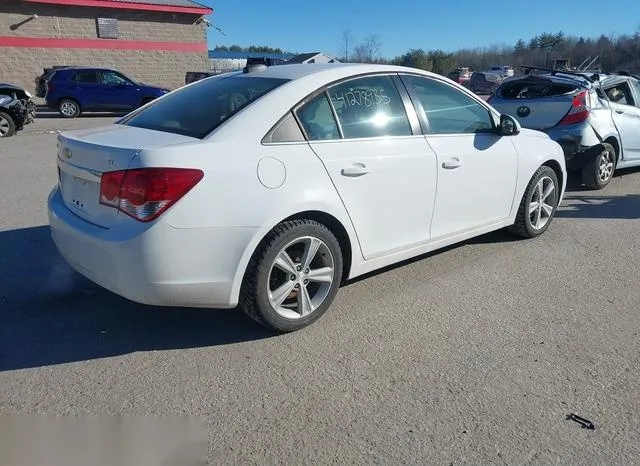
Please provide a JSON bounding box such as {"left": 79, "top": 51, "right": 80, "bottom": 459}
{"left": 556, "top": 194, "right": 640, "bottom": 219}
{"left": 565, "top": 166, "right": 640, "bottom": 192}
{"left": 346, "top": 228, "right": 521, "bottom": 286}
{"left": 0, "top": 226, "right": 275, "bottom": 372}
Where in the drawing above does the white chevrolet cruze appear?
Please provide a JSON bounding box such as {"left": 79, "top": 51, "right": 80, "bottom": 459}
{"left": 48, "top": 63, "right": 567, "bottom": 332}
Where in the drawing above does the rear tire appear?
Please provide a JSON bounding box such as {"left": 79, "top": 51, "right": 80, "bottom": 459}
{"left": 508, "top": 165, "right": 559, "bottom": 238}
{"left": 0, "top": 111, "right": 16, "bottom": 138}
{"left": 582, "top": 143, "right": 615, "bottom": 190}
{"left": 240, "top": 220, "right": 343, "bottom": 333}
{"left": 58, "top": 99, "right": 80, "bottom": 118}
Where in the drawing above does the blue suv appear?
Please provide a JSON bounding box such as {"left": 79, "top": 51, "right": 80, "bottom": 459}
{"left": 36, "top": 67, "right": 170, "bottom": 118}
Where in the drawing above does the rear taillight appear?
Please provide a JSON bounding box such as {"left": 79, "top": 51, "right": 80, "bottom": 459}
{"left": 559, "top": 91, "right": 590, "bottom": 125}
{"left": 100, "top": 168, "right": 203, "bottom": 222}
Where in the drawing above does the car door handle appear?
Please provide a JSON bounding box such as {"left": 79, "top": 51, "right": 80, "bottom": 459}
{"left": 341, "top": 163, "right": 369, "bottom": 177}
{"left": 615, "top": 109, "right": 625, "bottom": 114}
{"left": 442, "top": 157, "right": 464, "bottom": 169}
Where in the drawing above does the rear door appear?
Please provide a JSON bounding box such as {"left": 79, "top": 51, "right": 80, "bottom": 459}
{"left": 607, "top": 80, "right": 640, "bottom": 161}
{"left": 296, "top": 73, "right": 438, "bottom": 260}
{"left": 68, "top": 70, "right": 102, "bottom": 108}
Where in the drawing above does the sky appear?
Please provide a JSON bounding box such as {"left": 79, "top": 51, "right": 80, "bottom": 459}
{"left": 198, "top": 0, "right": 640, "bottom": 59}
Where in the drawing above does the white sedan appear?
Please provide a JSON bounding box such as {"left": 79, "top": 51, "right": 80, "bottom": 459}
{"left": 48, "top": 63, "right": 567, "bottom": 332}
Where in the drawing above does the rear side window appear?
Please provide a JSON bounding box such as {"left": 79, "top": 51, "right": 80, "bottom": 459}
{"left": 296, "top": 92, "right": 340, "bottom": 141}
{"left": 327, "top": 75, "right": 412, "bottom": 139}
{"left": 121, "top": 75, "right": 289, "bottom": 139}
{"left": 73, "top": 71, "right": 99, "bottom": 83}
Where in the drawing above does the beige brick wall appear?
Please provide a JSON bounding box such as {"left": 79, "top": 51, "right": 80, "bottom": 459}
{"left": 0, "top": 2, "right": 209, "bottom": 98}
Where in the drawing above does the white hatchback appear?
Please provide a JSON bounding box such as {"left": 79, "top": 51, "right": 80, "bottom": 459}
{"left": 48, "top": 63, "right": 567, "bottom": 332}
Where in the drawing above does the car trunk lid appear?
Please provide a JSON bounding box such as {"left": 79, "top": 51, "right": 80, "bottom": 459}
{"left": 56, "top": 124, "right": 199, "bottom": 228}
{"left": 491, "top": 77, "right": 584, "bottom": 130}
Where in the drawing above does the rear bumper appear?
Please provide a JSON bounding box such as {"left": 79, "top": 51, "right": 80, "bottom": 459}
{"left": 47, "top": 187, "right": 257, "bottom": 309}
{"left": 545, "top": 122, "right": 602, "bottom": 170}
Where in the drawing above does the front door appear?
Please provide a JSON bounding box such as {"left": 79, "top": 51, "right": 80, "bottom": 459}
{"left": 97, "top": 70, "right": 140, "bottom": 110}
{"left": 296, "top": 74, "right": 438, "bottom": 260}
{"left": 399, "top": 74, "right": 518, "bottom": 240}
{"left": 606, "top": 80, "right": 640, "bottom": 162}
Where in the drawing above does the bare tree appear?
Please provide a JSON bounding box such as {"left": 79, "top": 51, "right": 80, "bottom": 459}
{"left": 352, "top": 44, "right": 369, "bottom": 63}
{"left": 340, "top": 29, "right": 354, "bottom": 62}
{"left": 363, "top": 34, "right": 382, "bottom": 63}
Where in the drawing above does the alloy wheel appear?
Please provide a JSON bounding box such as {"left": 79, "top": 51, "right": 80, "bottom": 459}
{"left": 267, "top": 236, "right": 335, "bottom": 320}
{"left": 598, "top": 149, "right": 614, "bottom": 184}
{"left": 0, "top": 116, "right": 10, "bottom": 137}
{"left": 528, "top": 176, "right": 556, "bottom": 230}
{"left": 60, "top": 101, "right": 78, "bottom": 117}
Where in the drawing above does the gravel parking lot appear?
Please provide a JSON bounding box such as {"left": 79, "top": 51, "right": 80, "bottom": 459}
{"left": 1, "top": 116, "right": 639, "bottom": 464}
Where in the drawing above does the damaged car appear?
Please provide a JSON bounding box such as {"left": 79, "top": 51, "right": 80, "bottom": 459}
{"left": 489, "top": 68, "right": 640, "bottom": 189}
{"left": 0, "top": 83, "right": 36, "bottom": 138}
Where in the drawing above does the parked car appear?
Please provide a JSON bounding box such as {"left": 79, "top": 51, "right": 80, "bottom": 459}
{"left": 36, "top": 66, "right": 170, "bottom": 118}
{"left": 185, "top": 71, "right": 217, "bottom": 85}
{"left": 0, "top": 83, "right": 36, "bottom": 138}
{"left": 48, "top": 63, "right": 566, "bottom": 332}
{"left": 490, "top": 66, "right": 515, "bottom": 78}
{"left": 469, "top": 71, "right": 503, "bottom": 94}
{"left": 489, "top": 68, "right": 640, "bottom": 189}
{"left": 447, "top": 67, "right": 471, "bottom": 88}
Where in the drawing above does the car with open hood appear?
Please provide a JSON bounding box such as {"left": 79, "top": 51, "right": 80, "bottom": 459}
{"left": 0, "top": 83, "right": 36, "bottom": 138}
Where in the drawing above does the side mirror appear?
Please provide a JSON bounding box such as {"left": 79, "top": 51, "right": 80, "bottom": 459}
{"left": 499, "top": 114, "right": 521, "bottom": 136}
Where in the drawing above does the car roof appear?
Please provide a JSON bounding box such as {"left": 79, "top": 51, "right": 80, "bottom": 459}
{"left": 237, "top": 63, "right": 438, "bottom": 81}
{"left": 54, "top": 66, "right": 117, "bottom": 72}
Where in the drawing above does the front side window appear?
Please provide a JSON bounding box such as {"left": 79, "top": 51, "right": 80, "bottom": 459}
{"left": 121, "top": 75, "right": 289, "bottom": 139}
{"left": 102, "top": 71, "right": 130, "bottom": 86}
{"left": 402, "top": 75, "right": 494, "bottom": 134}
{"left": 327, "top": 75, "right": 412, "bottom": 139}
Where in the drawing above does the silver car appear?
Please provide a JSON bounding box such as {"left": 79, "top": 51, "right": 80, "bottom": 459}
{"left": 489, "top": 69, "right": 640, "bottom": 189}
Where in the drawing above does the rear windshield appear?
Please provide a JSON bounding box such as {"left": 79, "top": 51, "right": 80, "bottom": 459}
{"left": 498, "top": 79, "right": 580, "bottom": 99}
{"left": 120, "top": 74, "right": 289, "bottom": 139}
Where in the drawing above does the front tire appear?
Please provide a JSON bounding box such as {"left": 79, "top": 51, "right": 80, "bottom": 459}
{"left": 582, "top": 143, "right": 615, "bottom": 190}
{"left": 508, "top": 165, "right": 560, "bottom": 238}
{"left": 58, "top": 99, "right": 81, "bottom": 118}
{"left": 240, "top": 220, "right": 343, "bottom": 333}
{"left": 0, "top": 111, "right": 16, "bottom": 138}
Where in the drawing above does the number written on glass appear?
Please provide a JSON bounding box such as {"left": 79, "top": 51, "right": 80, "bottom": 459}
{"left": 333, "top": 88, "right": 391, "bottom": 108}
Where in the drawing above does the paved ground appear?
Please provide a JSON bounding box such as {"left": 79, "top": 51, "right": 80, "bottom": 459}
{"left": 1, "top": 116, "right": 639, "bottom": 464}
